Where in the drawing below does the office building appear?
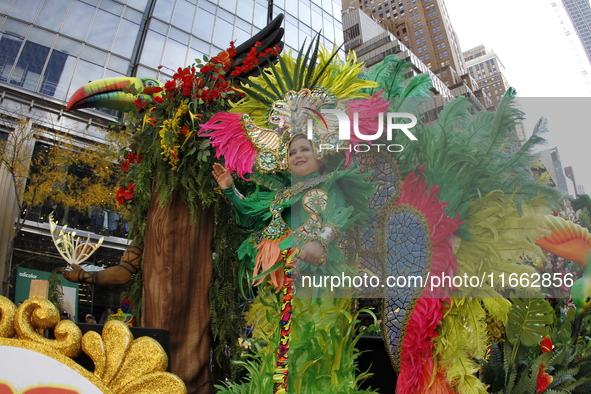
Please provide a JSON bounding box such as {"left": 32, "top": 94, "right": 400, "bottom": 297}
{"left": 342, "top": 7, "right": 491, "bottom": 115}
{"left": 562, "top": 0, "right": 591, "bottom": 65}
{"left": 464, "top": 45, "right": 511, "bottom": 108}
{"left": 539, "top": 147, "right": 570, "bottom": 195}
{"left": 343, "top": 0, "right": 467, "bottom": 89}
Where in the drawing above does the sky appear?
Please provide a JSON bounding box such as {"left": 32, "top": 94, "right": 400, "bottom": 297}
{"left": 443, "top": 0, "right": 591, "bottom": 197}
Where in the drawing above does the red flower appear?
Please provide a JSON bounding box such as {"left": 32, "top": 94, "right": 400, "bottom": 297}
{"left": 116, "top": 183, "right": 136, "bottom": 206}
{"left": 537, "top": 362, "right": 553, "bottom": 393}
{"left": 134, "top": 97, "right": 148, "bottom": 111}
{"left": 540, "top": 335, "right": 553, "bottom": 353}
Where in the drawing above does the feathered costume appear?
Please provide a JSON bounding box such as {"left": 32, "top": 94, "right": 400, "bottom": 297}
{"left": 350, "top": 58, "right": 563, "bottom": 393}
{"left": 201, "top": 35, "right": 567, "bottom": 392}
{"left": 200, "top": 40, "right": 386, "bottom": 393}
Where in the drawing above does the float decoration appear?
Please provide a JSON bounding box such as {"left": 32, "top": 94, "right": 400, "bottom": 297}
{"left": 0, "top": 296, "right": 185, "bottom": 394}
{"left": 49, "top": 214, "right": 104, "bottom": 266}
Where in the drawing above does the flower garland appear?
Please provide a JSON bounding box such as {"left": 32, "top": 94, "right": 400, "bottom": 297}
{"left": 273, "top": 248, "right": 297, "bottom": 394}
{"left": 114, "top": 41, "right": 266, "bottom": 237}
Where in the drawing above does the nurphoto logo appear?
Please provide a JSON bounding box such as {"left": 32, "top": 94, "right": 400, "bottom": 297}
{"left": 308, "top": 109, "right": 418, "bottom": 153}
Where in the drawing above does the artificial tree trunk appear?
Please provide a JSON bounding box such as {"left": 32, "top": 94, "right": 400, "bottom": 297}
{"left": 142, "top": 190, "right": 214, "bottom": 394}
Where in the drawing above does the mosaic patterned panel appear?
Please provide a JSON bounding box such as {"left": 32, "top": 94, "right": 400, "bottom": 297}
{"left": 351, "top": 152, "right": 400, "bottom": 280}
{"left": 383, "top": 208, "right": 429, "bottom": 365}
{"left": 352, "top": 152, "right": 400, "bottom": 215}
{"left": 384, "top": 297, "right": 412, "bottom": 367}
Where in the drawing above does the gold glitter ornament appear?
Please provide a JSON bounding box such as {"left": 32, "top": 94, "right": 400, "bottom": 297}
{"left": 0, "top": 295, "right": 16, "bottom": 338}
{"left": 0, "top": 296, "right": 186, "bottom": 394}
{"left": 14, "top": 296, "right": 82, "bottom": 357}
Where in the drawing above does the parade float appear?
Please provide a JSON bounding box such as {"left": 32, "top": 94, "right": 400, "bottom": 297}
{"left": 4, "top": 17, "right": 590, "bottom": 394}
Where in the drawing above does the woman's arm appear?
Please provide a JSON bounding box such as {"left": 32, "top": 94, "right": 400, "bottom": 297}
{"left": 213, "top": 163, "right": 258, "bottom": 228}
{"left": 297, "top": 182, "right": 346, "bottom": 265}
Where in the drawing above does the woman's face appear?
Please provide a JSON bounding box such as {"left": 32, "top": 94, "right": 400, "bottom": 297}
{"left": 288, "top": 137, "right": 322, "bottom": 178}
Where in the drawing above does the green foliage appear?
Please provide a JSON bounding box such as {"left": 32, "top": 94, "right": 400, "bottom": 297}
{"left": 506, "top": 298, "right": 554, "bottom": 348}
{"left": 210, "top": 195, "right": 250, "bottom": 382}
{"left": 217, "top": 290, "right": 378, "bottom": 394}
{"left": 479, "top": 299, "right": 591, "bottom": 393}
{"left": 47, "top": 269, "right": 64, "bottom": 312}
{"left": 126, "top": 261, "right": 143, "bottom": 323}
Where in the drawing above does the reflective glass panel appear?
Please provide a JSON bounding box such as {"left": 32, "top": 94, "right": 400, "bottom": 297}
{"left": 61, "top": 1, "right": 95, "bottom": 41}
{"left": 285, "top": 21, "right": 297, "bottom": 49}
{"left": 162, "top": 38, "right": 187, "bottom": 69}
{"left": 299, "top": 2, "right": 311, "bottom": 27}
{"left": 218, "top": 0, "right": 237, "bottom": 13}
{"left": 127, "top": 0, "right": 149, "bottom": 11}
{"left": 123, "top": 7, "right": 143, "bottom": 23}
{"left": 153, "top": 0, "right": 174, "bottom": 23}
{"left": 193, "top": 9, "right": 214, "bottom": 42}
{"left": 190, "top": 37, "right": 209, "bottom": 55}
{"left": 187, "top": 47, "right": 204, "bottom": 64}
{"left": 54, "top": 36, "right": 81, "bottom": 56}
{"left": 0, "top": 33, "right": 22, "bottom": 82}
{"left": 81, "top": 44, "right": 107, "bottom": 65}
{"left": 199, "top": 1, "right": 216, "bottom": 13}
{"left": 112, "top": 18, "right": 140, "bottom": 57}
{"left": 311, "top": 10, "right": 322, "bottom": 31}
{"left": 233, "top": 27, "right": 248, "bottom": 47}
{"left": 172, "top": 0, "right": 195, "bottom": 32}
{"left": 107, "top": 54, "right": 130, "bottom": 73}
{"left": 235, "top": 17, "right": 252, "bottom": 34}
{"left": 11, "top": 40, "right": 50, "bottom": 91}
{"left": 285, "top": 0, "right": 297, "bottom": 17}
{"left": 2, "top": 18, "right": 29, "bottom": 38}
{"left": 40, "top": 49, "right": 69, "bottom": 96}
{"left": 169, "top": 26, "right": 189, "bottom": 43}
{"left": 103, "top": 68, "right": 124, "bottom": 78}
{"left": 323, "top": 17, "right": 334, "bottom": 44}
{"left": 28, "top": 27, "right": 55, "bottom": 47}
{"left": 99, "top": 0, "right": 124, "bottom": 15}
{"left": 136, "top": 65, "right": 158, "bottom": 79}
{"left": 139, "top": 29, "right": 165, "bottom": 67}
{"left": 217, "top": 7, "right": 234, "bottom": 23}
{"left": 212, "top": 17, "right": 233, "bottom": 49}
{"left": 253, "top": 1, "right": 265, "bottom": 28}
{"left": 8, "top": 0, "right": 43, "bottom": 23}
{"left": 87, "top": 9, "right": 119, "bottom": 49}
{"left": 236, "top": 0, "right": 253, "bottom": 23}
{"left": 35, "top": 0, "right": 69, "bottom": 31}
{"left": 0, "top": 1, "right": 13, "bottom": 15}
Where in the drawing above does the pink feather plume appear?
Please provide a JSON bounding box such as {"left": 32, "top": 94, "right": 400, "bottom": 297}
{"left": 199, "top": 112, "right": 257, "bottom": 178}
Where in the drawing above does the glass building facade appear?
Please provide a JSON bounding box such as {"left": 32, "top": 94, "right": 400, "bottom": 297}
{"left": 0, "top": 0, "right": 344, "bottom": 103}
{"left": 562, "top": 0, "right": 591, "bottom": 64}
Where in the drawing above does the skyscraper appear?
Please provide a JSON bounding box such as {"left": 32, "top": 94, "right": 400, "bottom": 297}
{"left": 561, "top": 0, "right": 591, "bottom": 65}
{"left": 343, "top": 0, "right": 467, "bottom": 88}
{"left": 464, "top": 45, "right": 511, "bottom": 108}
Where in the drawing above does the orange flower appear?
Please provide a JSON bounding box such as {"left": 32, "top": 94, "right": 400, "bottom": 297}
{"left": 537, "top": 362, "right": 553, "bottom": 393}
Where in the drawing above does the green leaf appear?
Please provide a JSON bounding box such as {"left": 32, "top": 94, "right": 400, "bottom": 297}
{"left": 506, "top": 297, "right": 554, "bottom": 347}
